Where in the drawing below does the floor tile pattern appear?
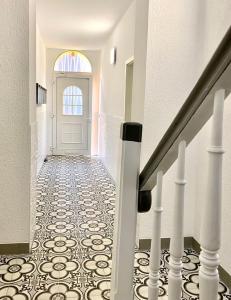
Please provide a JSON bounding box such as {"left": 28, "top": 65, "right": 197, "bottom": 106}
{"left": 0, "top": 156, "right": 230, "bottom": 299}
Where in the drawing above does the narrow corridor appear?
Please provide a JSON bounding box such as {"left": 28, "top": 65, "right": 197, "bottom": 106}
{"left": 0, "top": 156, "right": 230, "bottom": 299}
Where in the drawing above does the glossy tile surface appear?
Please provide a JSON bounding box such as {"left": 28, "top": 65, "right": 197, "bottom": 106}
{"left": 0, "top": 156, "right": 230, "bottom": 299}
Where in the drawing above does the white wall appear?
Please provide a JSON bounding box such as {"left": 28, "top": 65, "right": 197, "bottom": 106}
{"left": 139, "top": 0, "right": 203, "bottom": 241}
{"left": 36, "top": 26, "right": 47, "bottom": 173}
{"left": 139, "top": 0, "right": 231, "bottom": 273}
{"left": 99, "top": 1, "right": 136, "bottom": 182}
{"left": 29, "top": 0, "right": 37, "bottom": 249}
{"left": 131, "top": 0, "right": 149, "bottom": 123}
{"left": 99, "top": 0, "right": 150, "bottom": 181}
{"left": 0, "top": 0, "right": 36, "bottom": 245}
{"left": 46, "top": 48, "right": 101, "bottom": 156}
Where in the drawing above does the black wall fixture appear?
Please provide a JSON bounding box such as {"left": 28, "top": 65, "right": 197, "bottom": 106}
{"left": 36, "top": 83, "right": 47, "bottom": 105}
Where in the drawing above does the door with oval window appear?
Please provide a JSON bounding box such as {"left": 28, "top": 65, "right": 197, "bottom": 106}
{"left": 56, "top": 77, "right": 91, "bottom": 155}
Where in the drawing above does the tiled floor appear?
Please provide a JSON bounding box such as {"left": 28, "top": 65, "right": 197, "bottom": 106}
{"left": 0, "top": 156, "right": 230, "bottom": 299}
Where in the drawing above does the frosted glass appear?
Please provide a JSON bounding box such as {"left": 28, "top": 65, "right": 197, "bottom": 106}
{"left": 54, "top": 51, "right": 92, "bottom": 73}
{"left": 63, "top": 85, "right": 83, "bottom": 116}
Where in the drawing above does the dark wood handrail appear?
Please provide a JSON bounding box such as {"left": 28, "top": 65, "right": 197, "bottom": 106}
{"left": 139, "top": 26, "right": 231, "bottom": 192}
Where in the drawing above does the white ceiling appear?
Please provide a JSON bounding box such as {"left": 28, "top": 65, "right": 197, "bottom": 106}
{"left": 36, "top": 0, "right": 134, "bottom": 50}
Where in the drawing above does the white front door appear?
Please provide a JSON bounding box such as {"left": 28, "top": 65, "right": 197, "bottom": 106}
{"left": 55, "top": 77, "right": 91, "bottom": 155}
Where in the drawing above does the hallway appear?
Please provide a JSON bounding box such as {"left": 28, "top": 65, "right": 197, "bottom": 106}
{"left": 0, "top": 156, "right": 230, "bottom": 299}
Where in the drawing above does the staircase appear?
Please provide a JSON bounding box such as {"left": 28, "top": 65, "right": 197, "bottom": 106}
{"left": 110, "top": 26, "right": 231, "bottom": 300}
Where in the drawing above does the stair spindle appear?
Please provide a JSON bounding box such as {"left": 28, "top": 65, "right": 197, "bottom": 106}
{"left": 148, "top": 171, "right": 163, "bottom": 300}
{"left": 168, "top": 140, "right": 187, "bottom": 300}
{"left": 199, "top": 89, "right": 225, "bottom": 300}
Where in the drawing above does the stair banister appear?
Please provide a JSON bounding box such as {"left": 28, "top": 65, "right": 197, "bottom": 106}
{"left": 111, "top": 27, "right": 231, "bottom": 300}
{"left": 139, "top": 27, "right": 231, "bottom": 193}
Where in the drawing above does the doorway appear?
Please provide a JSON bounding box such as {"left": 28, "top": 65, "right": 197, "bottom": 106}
{"left": 53, "top": 74, "right": 92, "bottom": 155}
{"left": 124, "top": 58, "right": 134, "bottom": 122}
{"left": 52, "top": 51, "right": 93, "bottom": 156}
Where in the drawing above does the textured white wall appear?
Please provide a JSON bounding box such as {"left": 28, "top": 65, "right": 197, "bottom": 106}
{"left": 140, "top": 0, "right": 231, "bottom": 273}
{"left": 138, "top": 0, "right": 202, "bottom": 240}
{"left": 131, "top": 0, "right": 149, "bottom": 123}
{"left": 29, "top": 0, "right": 37, "bottom": 248}
{"left": 46, "top": 48, "right": 101, "bottom": 156}
{"left": 99, "top": 0, "right": 150, "bottom": 181}
{"left": 0, "top": 0, "right": 36, "bottom": 244}
{"left": 36, "top": 26, "right": 47, "bottom": 173}
{"left": 99, "top": 1, "right": 136, "bottom": 182}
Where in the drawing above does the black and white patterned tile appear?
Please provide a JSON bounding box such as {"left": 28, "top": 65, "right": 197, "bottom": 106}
{"left": 0, "top": 155, "right": 230, "bottom": 299}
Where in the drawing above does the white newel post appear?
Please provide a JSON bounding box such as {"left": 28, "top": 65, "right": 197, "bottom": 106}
{"left": 111, "top": 122, "right": 142, "bottom": 300}
{"left": 148, "top": 171, "right": 163, "bottom": 300}
{"left": 168, "top": 140, "right": 187, "bottom": 300}
{"left": 199, "top": 89, "right": 225, "bottom": 300}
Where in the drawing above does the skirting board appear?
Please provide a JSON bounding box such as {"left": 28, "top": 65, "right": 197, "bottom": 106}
{"left": 0, "top": 243, "right": 30, "bottom": 255}
{"left": 139, "top": 237, "right": 231, "bottom": 290}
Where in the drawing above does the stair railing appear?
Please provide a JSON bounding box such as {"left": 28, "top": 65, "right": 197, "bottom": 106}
{"left": 111, "top": 26, "right": 231, "bottom": 300}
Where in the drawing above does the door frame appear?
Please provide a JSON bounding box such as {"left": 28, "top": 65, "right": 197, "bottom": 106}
{"left": 52, "top": 72, "right": 93, "bottom": 155}
{"left": 124, "top": 56, "right": 134, "bottom": 122}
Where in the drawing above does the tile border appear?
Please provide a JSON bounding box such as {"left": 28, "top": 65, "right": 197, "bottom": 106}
{"left": 139, "top": 236, "right": 231, "bottom": 290}
{"left": 0, "top": 243, "right": 30, "bottom": 255}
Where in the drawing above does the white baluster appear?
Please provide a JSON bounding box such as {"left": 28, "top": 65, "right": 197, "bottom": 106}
{"left": 148, "top": 171, "right": 163, "bottom": 300}
{"left": 199, "top": 89, "right": 225, "bottom": 300}
{"left": 168, "top": 140, "right": 187, "bottom": 300}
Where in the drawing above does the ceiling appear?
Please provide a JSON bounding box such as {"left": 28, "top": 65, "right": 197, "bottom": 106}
{"left": 36, "top": 0, "right": 134, "bottom": 50}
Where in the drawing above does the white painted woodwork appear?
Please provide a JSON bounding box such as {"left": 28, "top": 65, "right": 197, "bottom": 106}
{"left": 111, "top": 139, "right": 141, "bottom": 300}
{"left": 124, "top": 58, "right": 134, "bottom": 122}
{"left": 36, "top": 27, "right": 47, "bottom": 174}
{"left": 148, "top": 171, "right": 163, "bottom": 300}
{"left": 199, "top": 89, "right": 225, "bottom": 300}
{"left": 55, "top": 77, "right": 91, "bottom": 155}
{"left": 168, "top": 141, "right": 187, "bottom": 300}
